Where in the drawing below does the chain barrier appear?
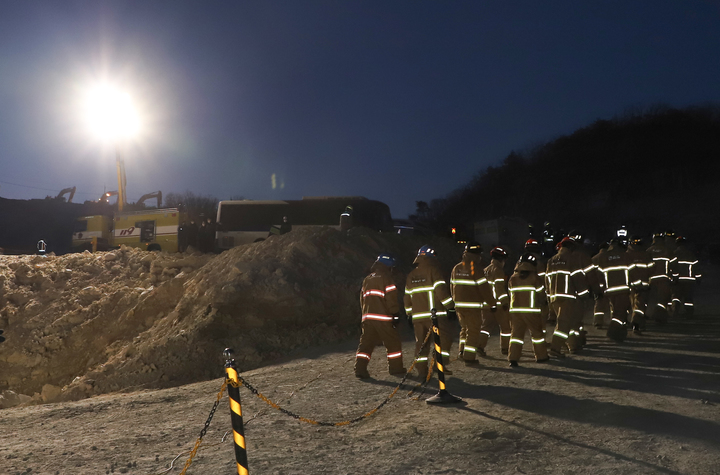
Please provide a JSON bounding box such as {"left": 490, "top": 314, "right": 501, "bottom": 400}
{"left": 178, "top": 379, "right": 228, "bottom": 475}
{"left": 227, "top": 327, "right": 434, "bottom": 427}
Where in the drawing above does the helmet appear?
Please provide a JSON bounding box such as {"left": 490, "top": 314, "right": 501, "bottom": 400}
{"left": 465, "top": 241, "right": 482, "bottom": 254}
{"left": 568, "top": 230, "right": 582, "bottom": 241}
{"left": 629, "top": 235, "right": 644, "bottom": 246}
{"left": 518, "top": 252, "right": 538, "bottom": 267}
{"left": 676, "top": 236, "right": 686, "bottom": 244}
{"left": 666, "top": 229, "right": 675, "bottom": 238}
{"left": 490, "top": 246, "right": 507, "bottom": 259}
{"left": 525, "top": 238, "right": 540, "bottom": 250}
{"left": 559, "top": 236, "right": 575, "bottom": 248}
{"left": 653, "top": 232, "right": 664, "bottom": 240}
{"left": 616, "top": 225, "right": 628, "bottom": 238}
{"left": 375, "top": 253, "right": 396, "bottom": 268}
{"left": 417, "top": 245, "right": 436, "bottom": 257}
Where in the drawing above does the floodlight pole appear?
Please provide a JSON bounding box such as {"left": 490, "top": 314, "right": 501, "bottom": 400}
{"left": 115, "top": 146, "right": 127, "bottom": 212}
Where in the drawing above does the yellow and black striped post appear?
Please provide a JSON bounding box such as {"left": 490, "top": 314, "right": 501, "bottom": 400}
{"left": 224, "top": 348, "right": 250, "bottom": 475}
{"left": 426, "top": 310, "right": 462, "bottom": 405}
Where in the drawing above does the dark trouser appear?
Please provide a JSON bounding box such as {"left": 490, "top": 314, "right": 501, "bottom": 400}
{"left": 630, "top": 289, "right": 649, "bottom": 328}
{"left": 479, "top": 306, "right": 511, "bottom": 352}
{"left": 355, "top": 320, "right": 404, "bottom": 376}
{"left": 672, "top": 280, "right": 696, "bottom": 317}
{"left": 413, "top": 317, "right": 453, "bottom": 376}
{"left": 594, "top": 295, "right": 609, "bottom": 326}
{"left": 457, "top": 308, "right": 483, "bottom": 361}
{"left": 650, "top": 278, "right": 672, "bottom": 323}
{"left": 606, "top": 291, "right": 631, "bottom": 341}
{"left": 550, "top": 299, "right": 576, "bottom": 353}
{"left": 508, "top": 312, "right": 548, "bottom": 362}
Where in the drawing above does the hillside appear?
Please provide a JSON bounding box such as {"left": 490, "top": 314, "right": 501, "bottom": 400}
{"left": 420, "top": 105, "right": 720, "bottom": 259}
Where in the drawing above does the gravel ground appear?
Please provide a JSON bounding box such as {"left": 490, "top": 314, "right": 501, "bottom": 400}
{"left": 1, "top": 311, "right": 719, "bottom": 475}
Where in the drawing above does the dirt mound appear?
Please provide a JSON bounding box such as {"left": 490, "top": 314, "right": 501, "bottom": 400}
{"left": 0, "top": 227, "right": 460, "bottom": 406}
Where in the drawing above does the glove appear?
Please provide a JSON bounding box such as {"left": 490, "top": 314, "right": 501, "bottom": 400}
{"left": 392, "top": 314, "right": 400, "bottom": 328}
{"left": 447, "top": 308, "right": 457, "bottom": 321}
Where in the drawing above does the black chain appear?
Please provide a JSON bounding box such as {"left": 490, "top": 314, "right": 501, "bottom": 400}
{"left": 199, "top": 389, "right": 223, "bottom": 439}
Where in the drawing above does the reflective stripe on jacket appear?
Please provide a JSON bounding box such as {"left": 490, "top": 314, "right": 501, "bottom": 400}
{"left": 451, "top": 255, "right": 494, "bottom": 308}
{"left": 595, "top": 244, "right": 631, "bottom": 294}
{"left": 484, "top": 258, "right": 508, "bottom": 305}
{"left": 404, "top": 255, "right": 453, "bottom": 320}
{"left": 671, "top": 245, "right": 701, "bottom": 281}
{"left": 508, "top": 268, "right": 545, "bottom": 313}
{"left": 546, "top": 247, "right": 589, "bottom": 301}
{"left": 361, "top": 264, "right": 399, "bottom": 322}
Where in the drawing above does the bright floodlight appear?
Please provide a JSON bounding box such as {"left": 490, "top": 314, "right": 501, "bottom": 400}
{"left": 84, "top": 85, "right": 141, "bottom": 141}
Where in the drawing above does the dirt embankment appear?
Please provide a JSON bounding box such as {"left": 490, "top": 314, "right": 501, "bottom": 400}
{"left": 0, "top": 227, "right": 460, "bottom": 407}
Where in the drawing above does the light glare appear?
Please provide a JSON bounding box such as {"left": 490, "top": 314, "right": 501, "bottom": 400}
{"left": 84, "top": 85, "right": 141, "bottom": 141}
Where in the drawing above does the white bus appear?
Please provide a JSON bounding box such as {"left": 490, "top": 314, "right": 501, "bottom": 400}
{"left": 215, "top": 197, "right": 393, "bottom": 250}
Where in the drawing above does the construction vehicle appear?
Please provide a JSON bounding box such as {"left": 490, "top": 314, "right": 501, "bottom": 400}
{"left": 55, "top": 187, "right": 76, "bottom": 203}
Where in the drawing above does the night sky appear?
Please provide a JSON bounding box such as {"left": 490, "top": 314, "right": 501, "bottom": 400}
{"left": 1, "top": 1, "right": 719, "bottom": 219}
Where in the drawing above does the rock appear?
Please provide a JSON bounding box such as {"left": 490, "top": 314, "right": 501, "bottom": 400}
{"left": 41, "top": 384, "right": 62, "bottom": 403}
{"left": 0, "top": 390, "right": 32, "bottom": 409}
{"left": 103, "top": 253, "right": 118, "bottom": 262}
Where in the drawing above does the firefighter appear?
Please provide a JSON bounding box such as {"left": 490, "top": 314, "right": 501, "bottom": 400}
{"left": 507, "top": 253, "right": 549, "bottom": 367}
{"left": 592, "top": 242, "right": 610, "bottom": 328}
{"left": 627, "top": 235, "right": 652, "bottom": 333}
{"left": 595, "top": 238, "right": 632, "bottom": 342}
{"left": 520, "top": 239, "right": 549, "bottom": 335}
{"left": 340, "top": 205, "right": 354, "bottom": 232}
{"left": 647, "top": 232, "right": 674, "bottom": 324}
{"left": 404, "top": 245, "right": 456, "bottom": 378}
{"left": 450, "top": 241, "right": 494, "bottom": 365}
{"left": 568, "top": 231, "right": 602, "bottom": 349}
{"left": 478, "top": 247, "right": 511, "bottom": 355}
{"left": 355, "top": 253, "right": 405, "bottom": 379}
{"left": 546, "top": 238, "right": 590, "bottom": 357}
{"left": 671, "top": 236, "right": 701, "bottom": 318}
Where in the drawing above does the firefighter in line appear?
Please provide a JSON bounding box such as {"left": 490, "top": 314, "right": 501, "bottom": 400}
{"left": 355, "top": 253, "right": 406, "bottom": 379}
{"left": 478, "top": 247, "right": 512, "bottom": 356}
{"left": 521, "top": 239, "right": 549, "bottom": 336}
{"left": 450, "top": 241, "right": 494, "bottom": 365}
{"left": 507, "top": 253, "right": 549, "bottom": 367}
{"left": 671, "top": 236, "right": 701, "bottom": 319}
{"left": 647, "top": 232, "right": 674, "bottom": 324}
{"left": 592, "top": 242, "right": 610, "bottom": 328}
{"left": 404, "top": 245, "right": 456, "bottom": 379}
{"left": 37, "top": 239, "right": 47, "bottom": 256}
{"left": 546, "top": 238, "right": 590, "bottom": 357}
{"left": 595, "top": 238, "right": 633, "bottom": 342}
{"left": 627, "top": 235, "right": 653, "bottom": 334}
{"left": 568, "top": 231, "right": 602, "bottom": 350}
{"left": 340, "top": 205, "right": 354, "bottom": 232}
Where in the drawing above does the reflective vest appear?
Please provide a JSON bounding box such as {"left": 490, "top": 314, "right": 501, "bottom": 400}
{"left": 451, "top": 256, "right": 494, "bottom": 309}
{"left": 360, "top": 265, "right": 399, "bottom": 322}
{"left": 508, "top": 269, "right": 545, "bottom": 313}
{"left": 546, "top": 247, "right": 589, "bottom": 301}
{"left": 626, "top": 243, "right": 653, "bottom": 290}
{"left": 484, "top": 258, "right": 508, "bottom": 306}
{"left": 404, "top": 255, "right": 453, "bottom": 320}
{"left": 671, "top": 245, "right": 701, "bottom": 281}
{"left": 647, "top": 240, "right": 674, "bottom": 282}
{"left": 595, "top": 244, "right": 631, "bottom": 294}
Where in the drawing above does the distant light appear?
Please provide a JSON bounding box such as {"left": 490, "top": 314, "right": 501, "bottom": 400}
{"left": 84, "top": 85, "right": 141, "bottom": 142}
{"left": 451, "top": 227, "right": 456, "bottom": 234}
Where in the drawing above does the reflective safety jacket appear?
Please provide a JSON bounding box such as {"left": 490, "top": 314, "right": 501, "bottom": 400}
{"left": 485, "top": 258, "right": 509, "bottom": 306}
{"left": 626, "top": 242, "right": 653, "bottom": 290}
{"left": 360, "top": 263, "right": 399, "bottom": 322}
{"left": 404, "top": 255, "right": 454, "bottom": 320}
{"left": 575, "top": 246, "right": 602, "bottom": 295}
{"left": 546, "top": 247, "right": 589, "bottom": 301}
{"left": 508, "top": 263, "right": 545, "bottom": 313}
{"left": 451, "top": 253, "right": 494, "bottom": 309}
{"left": 595, "top": 243, "right": 632, "bottom": 295}
{"left": 671, "top": 245, "right": 701, "bottom": 282}
{"left": 647, "top": 238, "right": 674, "bottom": 283}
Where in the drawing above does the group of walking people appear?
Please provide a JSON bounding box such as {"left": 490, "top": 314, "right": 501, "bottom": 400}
{"left": 355, "top": 230, "right": 701, "bottom": 378}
